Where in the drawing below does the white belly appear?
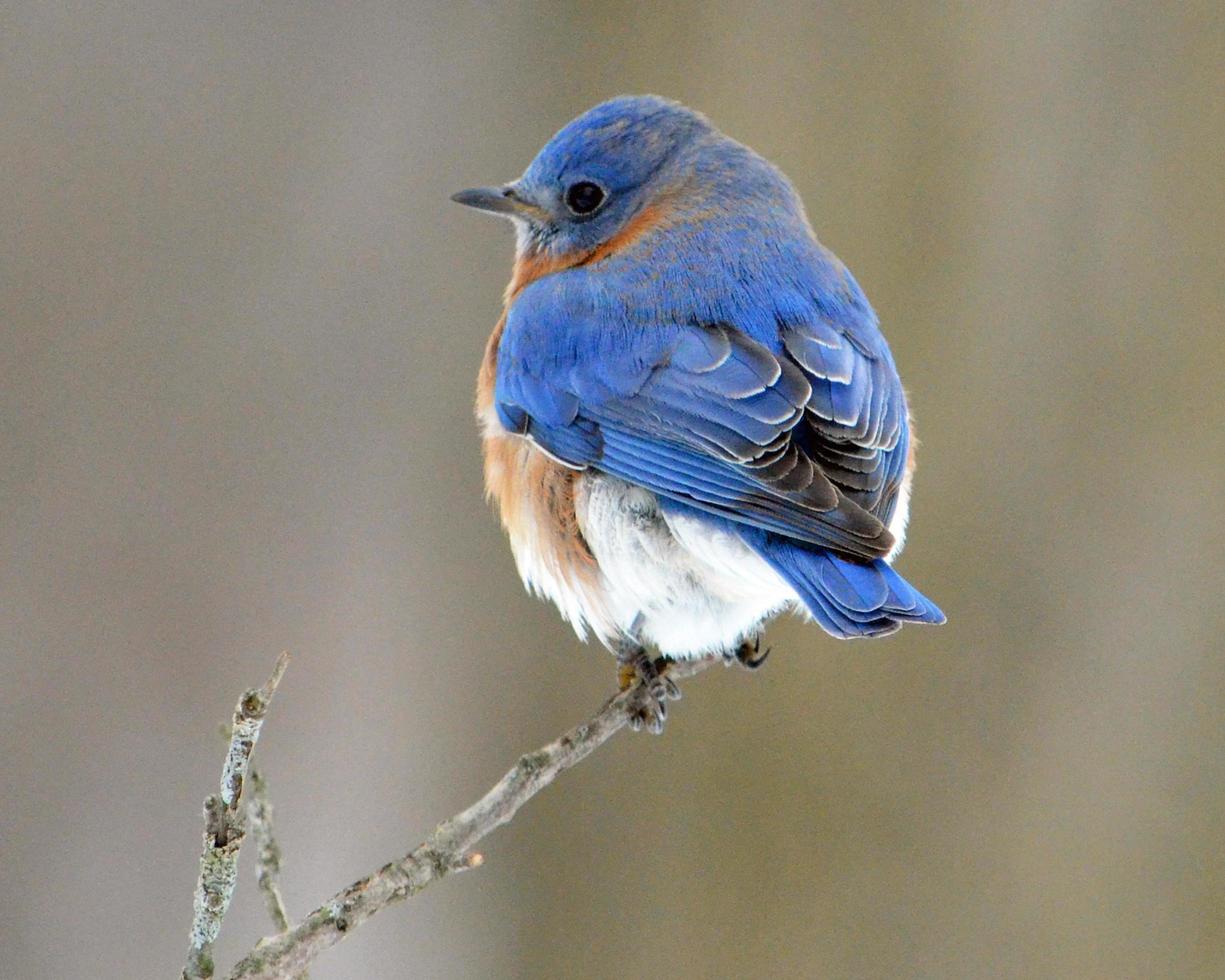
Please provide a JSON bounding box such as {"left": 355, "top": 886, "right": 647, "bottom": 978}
{"left": 575, "top": 474, "right": 798, "bottom": 659}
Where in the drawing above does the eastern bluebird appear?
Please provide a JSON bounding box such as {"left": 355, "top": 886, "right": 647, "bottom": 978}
{"left": 454, "top": 96, "right": 944, "bottom": 731}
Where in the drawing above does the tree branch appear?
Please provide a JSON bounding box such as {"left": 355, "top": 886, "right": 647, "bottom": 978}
{"left": 221, "top": 655, "right": 720, "bottom": 980}
{"left": 246, "top": 765, "right": 307, "bottom": 980}
{"left": 246, "top": 767, "right": 293, "bottom": 935}
{"left": 183, "top": 653, "right": 290, "bottom": 980}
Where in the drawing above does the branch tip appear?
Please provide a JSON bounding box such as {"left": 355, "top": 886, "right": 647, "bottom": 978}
{"left": 184, "top": 654, "right": 292, "bottom": 980}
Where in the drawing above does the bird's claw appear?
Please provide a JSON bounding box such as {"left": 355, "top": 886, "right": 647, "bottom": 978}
{"left": 725, "top": 635, "right": 770, "bottom": 671}
{"left": 618, "top": 651, "right": 677, "bottom": 735}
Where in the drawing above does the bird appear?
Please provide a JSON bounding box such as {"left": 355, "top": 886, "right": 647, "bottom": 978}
{"left": 453, "top": 95, "right": 944, "bottom": 732}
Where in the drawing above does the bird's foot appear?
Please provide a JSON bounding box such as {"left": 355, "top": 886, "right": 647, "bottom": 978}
{"left": 724, "top": 635, "right": 770, "bottom": 671}
{"left": 617, "top": 648, "right": 680, "bottom": 735}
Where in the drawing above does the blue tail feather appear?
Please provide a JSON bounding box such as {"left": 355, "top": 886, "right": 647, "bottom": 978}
{"left": 754, "top": 536, "right": 945, "bottom": 639}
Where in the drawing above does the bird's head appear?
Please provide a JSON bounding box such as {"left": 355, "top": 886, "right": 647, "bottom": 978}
{"left": 452, "top": 95, "right": 719, "bottom": 261}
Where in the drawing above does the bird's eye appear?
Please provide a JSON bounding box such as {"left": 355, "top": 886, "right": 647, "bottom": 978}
{"left": 564, "top": 181, "right": 606, "bottom": 215}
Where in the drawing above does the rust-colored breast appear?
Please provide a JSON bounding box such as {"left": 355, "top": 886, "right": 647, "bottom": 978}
{"left": 476, "top": 312, "right": 606, "bottom": 633}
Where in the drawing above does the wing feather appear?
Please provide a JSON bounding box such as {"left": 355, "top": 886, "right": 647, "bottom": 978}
{"left": 494, "top": 265, "right": 911, "bottom": 560}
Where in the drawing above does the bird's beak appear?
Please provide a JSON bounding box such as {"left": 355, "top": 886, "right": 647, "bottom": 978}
{"left": 450, "top": 184, "right": 544, "bottom": 219}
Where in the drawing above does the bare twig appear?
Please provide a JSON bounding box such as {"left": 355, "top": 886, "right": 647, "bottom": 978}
{"left": 247, "top": 765, "right": 307, "bottom": 980}
{"left": 183, "top": 653, "right": 290, "bottom": 980}
{"left": 222, "top": 655, "right": 720, "bottom": 980}
{"left": 246, "top": 767, "right": 293, "bottom": 934}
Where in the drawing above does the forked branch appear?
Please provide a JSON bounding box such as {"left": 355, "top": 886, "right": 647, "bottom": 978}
{"left": 223, "top": 655, "right": 718, "bottom": 978}
{"left": 182, "top": 653, "right": 289, "bottom": 980}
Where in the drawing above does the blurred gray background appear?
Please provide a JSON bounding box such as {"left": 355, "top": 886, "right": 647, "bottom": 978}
{"left": 3, "top": 2, "right": 1223, "bottom": 978}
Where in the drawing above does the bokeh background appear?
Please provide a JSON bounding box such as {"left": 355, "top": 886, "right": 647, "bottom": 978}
{"left": 3, "top": 3, "right": 1224, "bottom": 978}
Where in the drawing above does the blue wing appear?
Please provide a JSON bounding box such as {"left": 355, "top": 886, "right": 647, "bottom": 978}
{"left": 494, "top": 259, "right": 911, "bottom": 561}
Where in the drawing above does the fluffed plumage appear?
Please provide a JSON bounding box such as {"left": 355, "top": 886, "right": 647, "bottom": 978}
{"left": 458, "top": 95, "right": 944, "bottom": 663}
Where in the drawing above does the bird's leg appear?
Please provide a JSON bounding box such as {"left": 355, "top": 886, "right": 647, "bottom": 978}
{"left": 724, "top": 633, "right": 771, "bottom": 671}
{"left": 615, "top": 635, "right": 680, "bottom": 735}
